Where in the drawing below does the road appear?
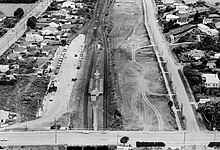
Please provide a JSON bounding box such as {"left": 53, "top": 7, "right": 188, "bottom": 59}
{"left": 0, "top": 0, "right": 51, "bottom": 56}
{"left": 1, "top": 34, "right": 85, "bottom": 130}
{"left": 143, "top": 0, "right": 200, "bottom": 132}
{"left": 0, "top": 131, "right": 218, "bottom": 147}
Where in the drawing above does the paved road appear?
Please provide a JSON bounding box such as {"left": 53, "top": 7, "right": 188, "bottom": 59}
{"left": 0, "top": 131, "right": 218, "bottom": 147}
{"left": 0, "top": 0, "right": 51, "bottom": 56}
{"left": 1, "top": 34, "right": 85, "bottom": 130}
{"left": 143, "top": 0, "right": 200, "bottom": 132}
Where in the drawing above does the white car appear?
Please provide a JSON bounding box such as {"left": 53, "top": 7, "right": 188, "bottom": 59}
{"left": 0, "top": 137, "right": 7, "bottom": 141}
{"left": 82, "top": 130, "right": 90, "bottom": 134}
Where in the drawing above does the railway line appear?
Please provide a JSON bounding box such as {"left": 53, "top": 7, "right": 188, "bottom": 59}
{"left": 83, "top": 0, "right": 108, "bottom": 130}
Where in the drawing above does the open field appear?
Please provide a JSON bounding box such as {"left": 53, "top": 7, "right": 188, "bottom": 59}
{"left": 107, "top": 0, "right": 177, "bottom": 131}
{"left": 0, "top": 3, "right": 34, "bottom": 16}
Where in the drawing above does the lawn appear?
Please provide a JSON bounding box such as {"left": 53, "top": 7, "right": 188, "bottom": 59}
{"left": 0, "top": 3, "right": 34, "bottom": 16}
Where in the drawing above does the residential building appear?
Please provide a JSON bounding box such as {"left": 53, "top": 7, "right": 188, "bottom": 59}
{"left": 7, "top": 53, "right": 23, "bottom": 60}
{"left": 49, "top": 22, "right": 60, "bottom": 28}
{"left": 202, "top": 74, "right": 220, "bottom": 88}
{"left": 0, "top": 110, "right": 9, "bottom": 124}
{"left": 0, "top": 65, "right": 9, "bottom": 73}
{"left": 25, "top": 33, "right": 44, "bottom": 42}
{"left": 203, "top": 18, "right": 213, "bottom": 24}
{"left": 197, "top": 24, "right": 219, "bottom": 36}
{"left": 41, "top": 26, "right": 58, "bottom": 35}
{"left": 187, "top": 49, "right": 205, "bottom": 60}
{"left": 61, "top": 1, "right": 76, "bottom": 9}
{"left": 165, "top": 14, "right": 179, "bottom": 22}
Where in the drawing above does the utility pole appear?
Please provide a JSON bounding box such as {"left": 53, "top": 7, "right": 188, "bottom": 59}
{"left": 54, "top": 118, "right": 57, "bottom": 143}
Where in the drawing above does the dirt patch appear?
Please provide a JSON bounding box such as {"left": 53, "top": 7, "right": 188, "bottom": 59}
{"left": 106, "top": 0, "right": 177, "bottom": 131}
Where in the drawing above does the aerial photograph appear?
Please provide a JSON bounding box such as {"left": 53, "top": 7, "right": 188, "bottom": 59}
{"left": 0, "top": 0, "right": 220, "bottom": 149}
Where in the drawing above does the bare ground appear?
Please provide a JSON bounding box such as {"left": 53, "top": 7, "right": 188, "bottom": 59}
{"left": 108, "top": 0, "right": 177, "bottom": 131}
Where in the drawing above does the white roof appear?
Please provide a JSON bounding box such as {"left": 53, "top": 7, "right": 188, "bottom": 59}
{"left": 163, "top": 0, "right": 175, "bottom": 4}
{"left": 198, "top": 24, "right": 209, "bottom": 30}
{"left": 0, "top": 65, "right": 9, "bottom": 72}
{"left": 166, "top": 14, "right": 179, "bottom": 19}
{"left": 215, "top": 22, "right": 220, "bottom": 28}
{"left": 199, "top": 99, "right": 211, "bottom": 104}
{"left": 202, "top": 74, "right": 220, "bottom": 84}
{"left": 0, "top": 110, "right": 9, "bottom": 122}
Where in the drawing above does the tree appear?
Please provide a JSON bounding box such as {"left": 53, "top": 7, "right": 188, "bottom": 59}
{"left": 27, "top": 16, "right": 37, "bottom": 29}
{"left": 14, "top": 7, "right": 24, "bottom": 19}
{"left": 120, "top": 136, "right": 129, "bottom": 146}
{"left": 168, "top": 101, "right": 173, "bottom": 108}
{"left": 3, "top": 18, "right": 16, "bottom": 28}
{"left": 215, "top": 2, "right": 220, "bottom": 6}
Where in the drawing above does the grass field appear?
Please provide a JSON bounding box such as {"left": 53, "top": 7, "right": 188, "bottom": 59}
{"left": 0, "top": 3, "right": 34, "bottom": 16}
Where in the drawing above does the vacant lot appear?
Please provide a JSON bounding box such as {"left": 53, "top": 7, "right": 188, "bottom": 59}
{"left": 107, "top": 0, "right": 177, "bottom": 131}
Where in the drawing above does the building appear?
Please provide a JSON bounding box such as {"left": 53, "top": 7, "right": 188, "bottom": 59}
{"left": 187, "top": 49, "right": 205, "bottom": 60}
{"left": 165, "top": 14, "right": 179, "bottom": 22}
{"left": 41, "top": 26, "right": 58, "bottom": 35}
{"left": 25, "top": 33, "right": 43, "bottom": 42}
{"left": 61, "top": 1, "right": 76, "bottom": 9}
{"left": 0, "top": 110, "right": 9, "bottom": 124}
{"left": 197, "top": 24, "right": 219, "bottom": 36}
{"left": 0, "top": 65, "right": 9, "bottom": 73}
{"left": 202, "top": 74, "right": 220, "bottom": 88}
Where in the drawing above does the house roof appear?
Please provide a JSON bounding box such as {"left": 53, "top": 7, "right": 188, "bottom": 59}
{"left": 209, "top": 14, "right": 220, "bottom": 18}
{"left": 0, "top": 65, "right": 9, "bottom": 72}
{"left": 49, "top": 22, "right": 60, "bottom": 28}
{"left": 188, "top": 49, "right": 205, "bottom": 58}
{"left": 61, "top": 1, "right": 76, "bottom": 8}
{"left": 215, "top": 22, "right": 220, "bottom": 29}
{"left": 13, "top": 47, "right": 27, "bottom": 53}
{"left": 166, "top": 14, "right": 179, "bottom": 19}
{"left": 0, "top": 110, "right": 9, "bottom": 122}
{"left": 37, "top": 18, "right": 50, "bottom": 23}
{"left": 7, "top": 53, "right": 22, "bottom": 60}
{"left": 202, "top": 74, "right": 220, "bottom": 84}
{"left": 41, "top": 26, "right": 58, "bottom": 35}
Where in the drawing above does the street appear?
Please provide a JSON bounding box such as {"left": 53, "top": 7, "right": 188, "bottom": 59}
{"left": 0, "top": 131, "right": 218, "bottom": 147}
{"left": 143, "top": 0, "right": 200, "bottom": 132}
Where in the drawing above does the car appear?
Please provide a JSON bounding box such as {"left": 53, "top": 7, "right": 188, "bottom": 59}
{"left": 0, "top": 137, "right": 7, "bottom": 141}
{"left": 72, "top": 77, "right": 77, "bottom": 81}
{"left": 82, "top": 130, "right": 90, "bottom": 134}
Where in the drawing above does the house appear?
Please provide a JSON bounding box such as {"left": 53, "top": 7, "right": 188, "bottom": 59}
{"left": 203, "top": 18, "right": 213, "bottom": 24}
{"left": 198, "top": 98, "right": 211, "bottom": 104}
{"left": 49, "top": 22, "right": 60, "bottom": 28}
{"left": 214, "top": 53, "right": 220, "bottom": 59}
{"left": 0, "top": 65, "right": 9, "bottom": 73}
{"left": 53, "top": 9, "right": 69, "bottom": 17}
{"left": 208, "top": 14, "right": 220, "bottom": 19}
{"left": 7, "top": 53, "right": 23, "bottom": 60}
{"left": 165, "top": 14, "right": 179, "bottom": 22}
{"left": 0, "top": 110, "right": 9, "bottom": 124}
{"left": 202, "top": 74, "right": 220, "bottom": 88}
{"left": 197, "top": 24, "right": 219, "bottom": 36}
{"left": 13, "top": 47, "right": 27, "bottom": 54}
{"left": 188, "top": 49, "right": 205, "bottom": 60}
{"left": 162, "top": 0, "right": 175, "bottom": 5}
{"left": 25, "top": 33, "right": 43, "bottom": 42}
{"left": 41, "top": 26, "right": 58, "bottom": 35}
{"left": 206, "top": 61, "right": 216, "bottom": 69}
{"left": 61, "top": 1, "right": 76, "bottom": 9}
{"left": 215, "top": 22, "right": 220, "bottom": 29}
